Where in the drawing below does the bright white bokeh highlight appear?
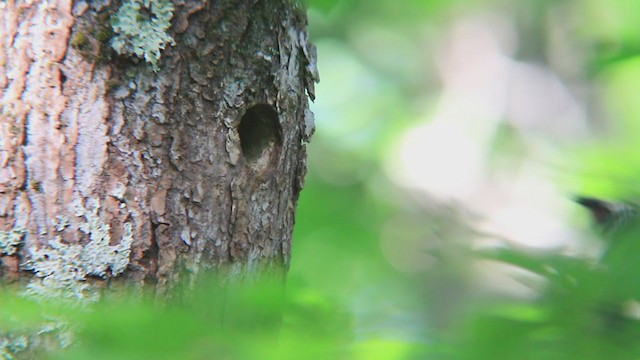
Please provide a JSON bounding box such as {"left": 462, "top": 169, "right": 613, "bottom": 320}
{"left": 385, "top": 13, "right": 588, "bottom": 253}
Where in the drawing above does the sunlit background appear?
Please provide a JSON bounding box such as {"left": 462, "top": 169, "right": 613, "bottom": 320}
{"left": 290, "top": 0, "right": 640, "bottom": 356}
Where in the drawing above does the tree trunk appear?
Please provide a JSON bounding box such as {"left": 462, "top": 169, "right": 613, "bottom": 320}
{"left": 0, "top": 0, "right": 317, "bottom": 303}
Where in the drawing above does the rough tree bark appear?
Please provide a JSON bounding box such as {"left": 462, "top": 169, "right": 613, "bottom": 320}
{"left": 0, "top": 0, "right": 317, "bottom": 303}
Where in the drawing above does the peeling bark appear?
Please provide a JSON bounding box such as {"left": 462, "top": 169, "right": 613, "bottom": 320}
{"left": 0, "top": 0, "right": 317, "bottom": 300}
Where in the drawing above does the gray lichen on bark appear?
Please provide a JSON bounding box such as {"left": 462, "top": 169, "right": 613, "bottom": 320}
{"left": 0, "top": 227, "right": 24, "bottom": 256}
{"left": 23, "top": 198, "right": 134, "bottom": 303}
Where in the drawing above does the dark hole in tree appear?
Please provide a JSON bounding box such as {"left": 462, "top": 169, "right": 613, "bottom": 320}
{"left": 238, "top": 104, "right": 281, "bottom": 165}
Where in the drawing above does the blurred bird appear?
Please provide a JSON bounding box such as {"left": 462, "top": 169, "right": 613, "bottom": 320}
{"left": 575, "top": 196, "right": 640, "bottom": 282}
{"left": 574, "top": 196, "right": 638, "bottom": 237}
{"left": 575, "top": 196, "right": 640, "bottom": 317}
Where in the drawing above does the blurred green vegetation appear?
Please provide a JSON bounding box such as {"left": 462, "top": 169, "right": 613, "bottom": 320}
{"left": 6, "top": 0, "right": 640, "bottom": 358}
{"left": 293, "top": 0, "right": 640, "bottom": 358}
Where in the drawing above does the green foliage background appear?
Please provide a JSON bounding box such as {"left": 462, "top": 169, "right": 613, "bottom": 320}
{"left": 5, "top": 0, "right": 640, "bottom": 359}
{"left": 294, "top": 0, "right": 640, "bottom": 358}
